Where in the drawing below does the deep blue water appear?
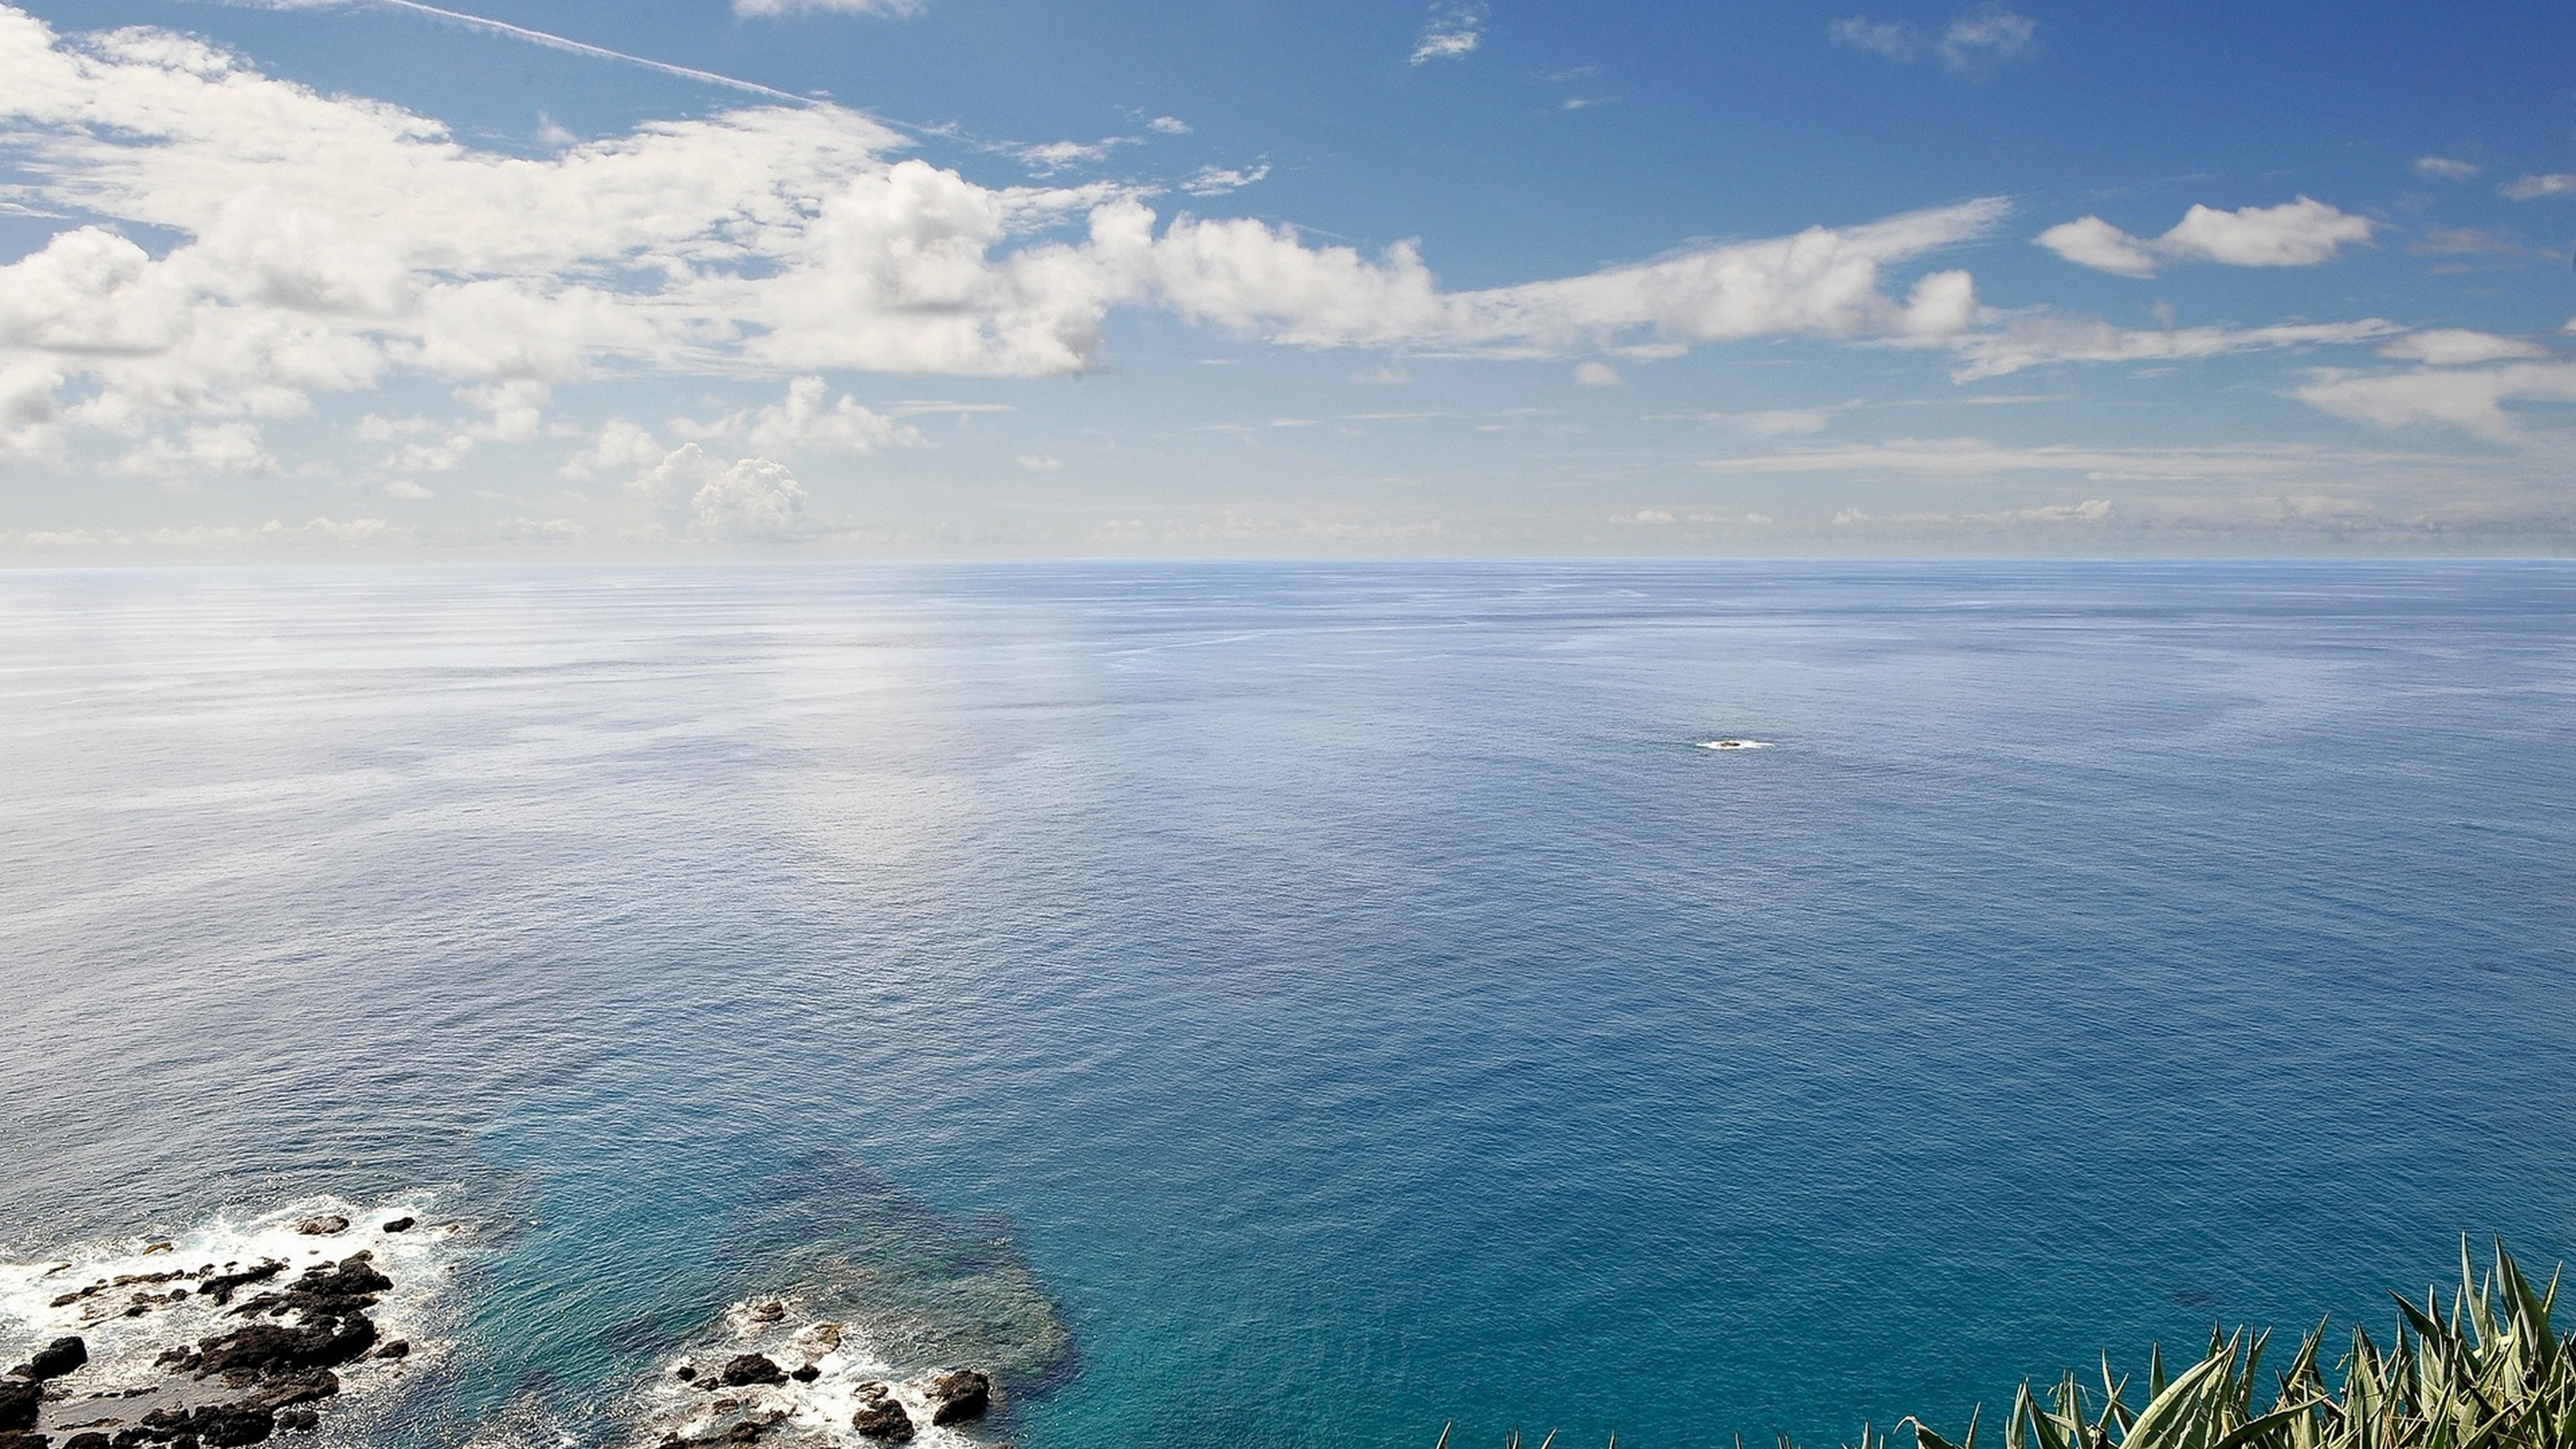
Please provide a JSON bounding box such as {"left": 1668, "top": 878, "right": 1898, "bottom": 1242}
{"left": 3, "top": 561, "right": 2572, "bottom": 1448}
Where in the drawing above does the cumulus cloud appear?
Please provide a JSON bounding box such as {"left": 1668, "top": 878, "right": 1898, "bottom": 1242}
{"left": 1573, "top": 361, "right": 1622, "bottom": 386}
{"left": 2030, "top": 216, "right": 2156, "bottom": 278}
{"left": 629, "top": 443, "right": 817, "bottom": 541}
{"left": 1411, "top": 3, "right": 1483, "bottom": 64}
{"left": 2377, "top": 330, "right": 2546, "bottom": 366}
{"left": 2502, "top": 174, "right": 2576, "bottom": 201}
{"left": 2037, "top": 198, "right": 2375, "bottom": 277}
{"left": 380, "top": 478, "right": 433, "bottom": 499}
{"left": 559, "top": 417, "right": 667, "bottom": 480}
{"left": 1829, "top": 5, "right": 2036, "bottom": 73}
{"left": 688, "top": 455, "right": 812, "bottom": 539}
{"left": 0, "top": 7, "right": 2015, "bottom": 470}
{"left": 2412, "top": 157, "right": 2479, "bottom": 181}
{"left": 2296, "top": 362, "right": 2576, "bottom": 441}
{"left": 743, "top": 376, "right": 923, "bottom": 454}
{"left": 107, "top": 421, "right": 278, "bottom": 480}
{"left": 1146, "top": 116, "right": 1191, "bottom": 136}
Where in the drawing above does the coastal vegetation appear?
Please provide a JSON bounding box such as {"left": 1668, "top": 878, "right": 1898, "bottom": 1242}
{"left": 1450, "top": 1241, "right": 2571, "bottom": 1449}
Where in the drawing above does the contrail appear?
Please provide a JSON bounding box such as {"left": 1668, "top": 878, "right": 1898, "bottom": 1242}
{"left": 229, "top": 0, "right": 825, "bottom": 108}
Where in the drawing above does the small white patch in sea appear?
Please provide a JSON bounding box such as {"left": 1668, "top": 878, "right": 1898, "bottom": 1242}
{"left": 631, "top": 1297, "right": 987, "bottom": 1447}
{"left": 1697, "top": 739, "right": 1774, "bottom": 751}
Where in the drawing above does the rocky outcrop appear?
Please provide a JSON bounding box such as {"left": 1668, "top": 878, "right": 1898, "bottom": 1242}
{"left": 716, "top": 1354, "right": 785, "bottom": 1388}
{"left": 924, "top": 1368, "right": 989, "bottom": 1426}
{"left": 0, "top": 1377, "right": 40, "bottom": 1434}
{"left": 848, "top": 1383, "right": 914, "bottom": 1442}
{"left": 19, "top": 1339, "right": 87, "bottom": 1382}
{"left": 10, "top": 1242, "right": 407, "bottom": 1448}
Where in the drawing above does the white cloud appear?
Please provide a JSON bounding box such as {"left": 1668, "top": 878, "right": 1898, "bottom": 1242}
{"left": 1148, "top": 199, "right": 2004, "bottom": 354}
{"left": 381, "top": 478, "right": 433, "bottom": 499}
{"left": 1829, "top": 5, "right": 2035, "bottom": 73}
{"left": 559, "top": 417, "right": 667, "bottom": 480}
{"left": 2037, "top": 198, "right": 2375, "bottom": 276}
{"left": 733, "top": 0, "right": 923, "bottom": 18}
{"left": 107, "top": 421, "right": 278, "bottom": 480}
{"left": 0, "top": 8, "right": 2008, "bottom": 467}
{"left": 2032, "top": 216, "right": 2157, "bottom": 278}
{"left": 1945, "top": 317, "right": 2401, "bottom": 380}
{"left": 1411, "top": 3, "right": 1483, "bottom": 64}
{"left": 2161, "top": 198, "right": 2377, "bottom": 266}
{"left": 490, "top": 515, "right": 584, "bottom": 543}
{"left": 1573, "top": 360, "right": 1621, "bottom": 386}
{"left": 688, "top": 455, "right": 812, "bottom": 540}
{"left": 1015, "top": 453, "right": 1063, "bottom": 470}
{"left": 1183, "top": 163, "right": 1271, "bottom": 196}
{"left": 743, "top": 376, "right": 922, "bottom": 454}
{"left": 2410, "top": 227, "right": 2525, "bottom": 260}
{"left": 1016, "top": 138, "right": 1134, "bottom": 175}
{"left": 2377, "top": 330, "right": 2546, "bottom": 366}
{"left": 1146, "top": 116, "right": 1191, "bottom": 136}
{"left": 458, "top": 379, "right": 548, "bottom": 441}
{"left": 1699, "top": 439, "right": 2465, "bottom": 502}
{"left": 0, "top": 360, "right": 65, "bottom": 464}
{"left": 629, "top": 442, "right": 817, "bottom": 540}
{"left": 2412, "top": 156, "right": 2479, "bottom": 181}
{"left": 2502, "top": 174, "right": 2576, "bottom": 201}
{"left": 2296, "top": 362, "right": 2576, "bottom": 441}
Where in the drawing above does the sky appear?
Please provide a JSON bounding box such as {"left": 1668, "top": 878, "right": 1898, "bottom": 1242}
{"left": 0, "top": 0, "right": 2571, "bottom": 557}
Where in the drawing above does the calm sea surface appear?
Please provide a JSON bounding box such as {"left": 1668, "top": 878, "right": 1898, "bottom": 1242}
{"left": 3, "top": 561, "right": 2571, "bottom": 1448}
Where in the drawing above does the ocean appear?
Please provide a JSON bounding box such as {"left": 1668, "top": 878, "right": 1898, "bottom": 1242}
{"left": 3, "top": 560, "right": 2571, "bottom": 1448}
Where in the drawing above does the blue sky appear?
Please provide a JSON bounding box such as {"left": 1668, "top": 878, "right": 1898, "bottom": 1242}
{"left": 0, "top": 0, "right": 2570, "bottom": 556}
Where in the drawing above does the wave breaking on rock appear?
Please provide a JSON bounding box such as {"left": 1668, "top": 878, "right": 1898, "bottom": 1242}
{"left": 0, "top": 1197, "right": 465, "bottom": 1449}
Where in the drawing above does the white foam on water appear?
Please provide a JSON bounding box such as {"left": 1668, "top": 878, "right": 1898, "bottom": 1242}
{"left": 0, "top": 1193, "right": 472, "bottom": 1438}
{"left": 1697, "top": 739, "right": 1774, "bottom": 751}
{"left": 627, "top": 1296, "right": 988, "bottom": 1448}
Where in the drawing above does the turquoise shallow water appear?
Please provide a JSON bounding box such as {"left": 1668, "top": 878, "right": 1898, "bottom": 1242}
{"left": 2, "top": 561, "right": 2572, "bottom": 1448}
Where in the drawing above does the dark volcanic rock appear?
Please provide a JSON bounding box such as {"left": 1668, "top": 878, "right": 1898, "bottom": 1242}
{"left": 0, "top": 1378, "right": 38, "bottom": 1433}
{"left": 715, "top": 1355, "right": 784, "bottom": 1388}
{"left": 923, "top": 1368, "right": 988, "bottom": 1426}
{"left": 244, "top": 1371, "right": 339, "bottom": 1411}
{"left": 370, "top": 1342, "right": 409, "bottom": 1362}
{"left": 183, "top": 1401, "right": 276, "bottom": 1446}
{"left": 68, "top": 1434, "right": 111, "bottom": 1449}
{"left": 197, "top": 1316, "right": 377, "bottom": 1379}
{"left": 26, "top": 1339, "right": 87, "bottom": 1381}
{"left": 292, "top": 1218, "right": 347, "bottom": 1238}
{"left": 847, "top": 1385, "right": 912, "bottom": 1442}
{"left": 787, "top": 1365, "right": 818, "bottom": 1384}
{"left": 196, "top": 1264, "right": 285, "bottom": 1307}
{"left": 378, "top": 1219, "right": 414, "bottom": 1235}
